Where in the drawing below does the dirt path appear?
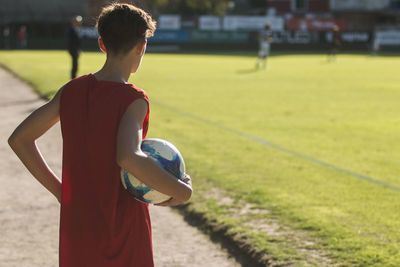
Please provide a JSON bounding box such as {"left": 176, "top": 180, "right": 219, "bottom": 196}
{"left": 0, "top": 68, "right": 242, "bottom": 267}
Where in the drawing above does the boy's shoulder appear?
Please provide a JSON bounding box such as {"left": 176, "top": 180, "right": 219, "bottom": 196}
{"left": 104, "top": 81, "right": 150, "bottom": 105}
{"left": 60, "top": 74, "right": 91, "bottom": 97}
{"left": 124, "top": 83, "right": 148, "bottom": 99}
{"left": 63, "top": 74, "right": 92, "bottom": 89}
{"left": 113, "top": 84, "right": 150, "bottom": 112}
{"left": 62, "top": 74, "right": 148, "bottom": 101}
{"left": 112, "top": 80, "right": 148, "bottom": 102}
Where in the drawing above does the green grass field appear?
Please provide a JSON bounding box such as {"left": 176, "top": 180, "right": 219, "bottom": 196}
{"left": 1, "top": 50, "right": 399, "bottom": 266}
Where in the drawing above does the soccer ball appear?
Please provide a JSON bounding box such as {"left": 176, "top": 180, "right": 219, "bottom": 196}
{"left": 121, "top": 138, "right": 186, "bottom": 204}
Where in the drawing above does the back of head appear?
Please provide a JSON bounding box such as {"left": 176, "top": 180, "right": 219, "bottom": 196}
{"left": 96, "top": 3, "right": 156, "bottom": 56}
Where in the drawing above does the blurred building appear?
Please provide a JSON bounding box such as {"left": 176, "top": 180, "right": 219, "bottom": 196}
{"left": 267, "top": 0, "right": 399, "bottom": 30}
{"left": 0, "top": 0, "right": 85, "bottom": 23}
{"left": 0, "top": 0, "right": 116, "bottom": 24}
{"left": 1, "top": 0, "right": 399, "bottom": 50}
{"left": 0, "top": 0, "right": 87, "bottom": 49}
{"left": 267, "top": 0, "right": 330, "bottom": 13}
{"left": 0, "top": 0, "right": 152, "bottom": 49}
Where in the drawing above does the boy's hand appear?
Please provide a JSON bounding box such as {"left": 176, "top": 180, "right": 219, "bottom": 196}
{"left": 155, "top": 174, "right": 192, "bottom": 207}
{"left": 182, "top": 174, "right": 192, "bottom": 188}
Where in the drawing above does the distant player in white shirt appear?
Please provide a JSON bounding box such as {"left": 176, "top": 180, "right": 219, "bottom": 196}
{"left": 372, "top": 31, "right": 380, "bottom": 57}
{"left": 256, "top": 24, "right": 273, "bottom": 69}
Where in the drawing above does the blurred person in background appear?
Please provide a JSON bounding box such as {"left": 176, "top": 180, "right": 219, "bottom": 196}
{"left": 256, "top": 23, "right": 273, "bottom": 70}
{"left": 372, "top": 30, "right": 380, "bottom": 57}
{"left": 17, "top": 26, "right": 27, "bottom": 49}
{"left": 68, "top": 16, "right": 82, "bottom": 79}
{"left": 3, "top": 26, "right": 11, "bottom": 49}
{"left": 328, "top": 25, "right": 341, "bottom": 61}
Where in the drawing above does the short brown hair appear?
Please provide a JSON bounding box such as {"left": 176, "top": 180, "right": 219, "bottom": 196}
{"left": 96, "top": 3, "right": 156, "bottom": 55}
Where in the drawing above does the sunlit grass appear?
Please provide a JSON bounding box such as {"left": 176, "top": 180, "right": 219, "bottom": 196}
{"left": 1, "top": 50, "right": 399, "bottom": 266}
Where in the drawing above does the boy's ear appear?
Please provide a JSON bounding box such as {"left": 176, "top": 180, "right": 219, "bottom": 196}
{"left": 98, "top": 38, "right": 107, "bottom": 53}
{"left": 136, "top": 39, "right": 147, "bottom": 56}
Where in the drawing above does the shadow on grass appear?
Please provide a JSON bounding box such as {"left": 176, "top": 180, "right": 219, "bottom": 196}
{"left": 174, "top": 203, "right": 273, "bottom": 267}
{"left": 0, "top": 63, "right": 52, "bottom": 100}
{"left": 236, "top": 67, "right": 259, "bottom": 74}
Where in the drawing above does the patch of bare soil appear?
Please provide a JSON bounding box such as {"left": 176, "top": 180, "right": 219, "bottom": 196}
{"left": 181, "top": 185, "right": 334, "bottom": 266}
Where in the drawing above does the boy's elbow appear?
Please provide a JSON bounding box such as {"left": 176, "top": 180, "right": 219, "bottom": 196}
{"left": 8, "top": 133, "right": 19, "bottom": 150}
{"left": 184, "top": 187, "right": 193, "bottom": 202}
{"left": 178, "top": 183, "right": 193, "bottom": 203}
{"left": 8, "top": 129, "right": 33, "bottom": 150}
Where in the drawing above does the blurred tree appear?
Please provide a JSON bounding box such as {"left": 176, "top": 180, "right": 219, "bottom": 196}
{"left": 141, "top": 0, "right": 168, "bottom": 16}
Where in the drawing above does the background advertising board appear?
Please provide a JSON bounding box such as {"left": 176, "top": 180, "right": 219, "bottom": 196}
{"left": 79, "top": 27, "right": 98, "bottom": 39}
{"left": 287, "top": 18, "right": 346, "bottom": 31}
{"left": 149, "top": 30, "right": 189, "bottom": 43}
{"left": 158, "top": 15, "right": 181, "bottom": 30}
{"left": 341, "top": 32, "right": 370, "bottom": 43}
{"left": 181, "top": 17, "right": 198, "bottom": 29}
{"left": 223, "top": 16, "right": 284, "bottom": 31}
{"left": 330, "top": 0, "right": 390, "bottom": 10}
{"left": 199, "top": 16, "right": 221, "bottom": 30}
{"left": 190, "top": 30, "right": 249, "bottom": 43}
{"left": 376, "top": 30, "right": 400, "bottom": 45}
{"left": 271, "top": 31, "right": 314, "bottom": 44}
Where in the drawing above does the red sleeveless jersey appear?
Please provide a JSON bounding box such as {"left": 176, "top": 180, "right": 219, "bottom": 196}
{"left": 59, "top": 74, "right": 153, "bottom": 267}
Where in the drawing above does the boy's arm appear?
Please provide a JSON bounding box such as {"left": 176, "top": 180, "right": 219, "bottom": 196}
{"left": 117, "top": 99, "right": 192, "bottom": 205}
{"left": 8, "top": 89, "right": 63, "bottom": 203}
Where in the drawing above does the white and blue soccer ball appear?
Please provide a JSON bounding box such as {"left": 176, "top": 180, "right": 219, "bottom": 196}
{"left": 121, "top": 138, "right": 186, "bottom": 204}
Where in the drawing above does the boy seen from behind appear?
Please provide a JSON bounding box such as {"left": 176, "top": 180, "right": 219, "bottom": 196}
{"left": 9, "top": 3, "right": 192, "bottom": 267}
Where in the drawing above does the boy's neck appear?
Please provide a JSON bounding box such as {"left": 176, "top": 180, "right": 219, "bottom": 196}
{"left": 94, "top": 55, "right": 133, "bottom": 83}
